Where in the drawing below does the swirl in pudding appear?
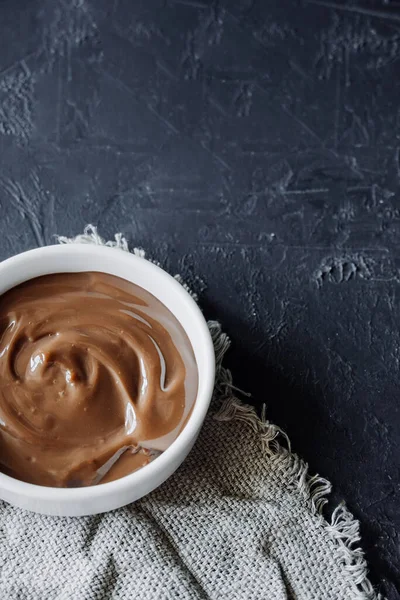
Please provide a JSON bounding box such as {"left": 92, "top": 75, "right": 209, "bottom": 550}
{"left": 0, "top": 272, "right": 198, "bottom": 487}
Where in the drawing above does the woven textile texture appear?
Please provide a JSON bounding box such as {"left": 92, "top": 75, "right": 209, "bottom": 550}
{"left": 0, "top": 227, "right": 382, "bottom": 600}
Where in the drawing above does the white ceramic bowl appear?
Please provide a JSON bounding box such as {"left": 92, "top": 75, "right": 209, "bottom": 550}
{"left": 0, "top": 244, "right": 215, "bottom": 516}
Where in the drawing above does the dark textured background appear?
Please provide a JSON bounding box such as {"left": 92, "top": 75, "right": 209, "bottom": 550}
{"left": 0, "top": 0, "right": 399, "bottom": 597}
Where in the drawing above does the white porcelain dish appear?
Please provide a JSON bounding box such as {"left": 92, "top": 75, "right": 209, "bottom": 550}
{"left": 0, "top": 244, "right": 215, "bottom": 516}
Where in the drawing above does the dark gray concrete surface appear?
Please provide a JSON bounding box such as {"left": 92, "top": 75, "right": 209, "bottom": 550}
{"left": 0, "top": 0, "right": 399, "bottom": 597}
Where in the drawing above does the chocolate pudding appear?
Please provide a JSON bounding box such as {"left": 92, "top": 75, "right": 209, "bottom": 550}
{"left": 0, "top": 272, "right": 198, "bottom": 487}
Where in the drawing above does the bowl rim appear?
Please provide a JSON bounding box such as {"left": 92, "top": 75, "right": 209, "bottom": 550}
{"left": 0, "top": 244, "right": 215, "bottom": 501}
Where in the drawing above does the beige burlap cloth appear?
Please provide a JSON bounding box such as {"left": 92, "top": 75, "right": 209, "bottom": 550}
{"left": 0, "top": 227, "right": 382, "bottom": 600}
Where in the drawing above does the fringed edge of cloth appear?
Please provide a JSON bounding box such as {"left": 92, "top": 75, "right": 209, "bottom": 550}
{"left": 57, "top": 224, "right": 384, "bottom": 600}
